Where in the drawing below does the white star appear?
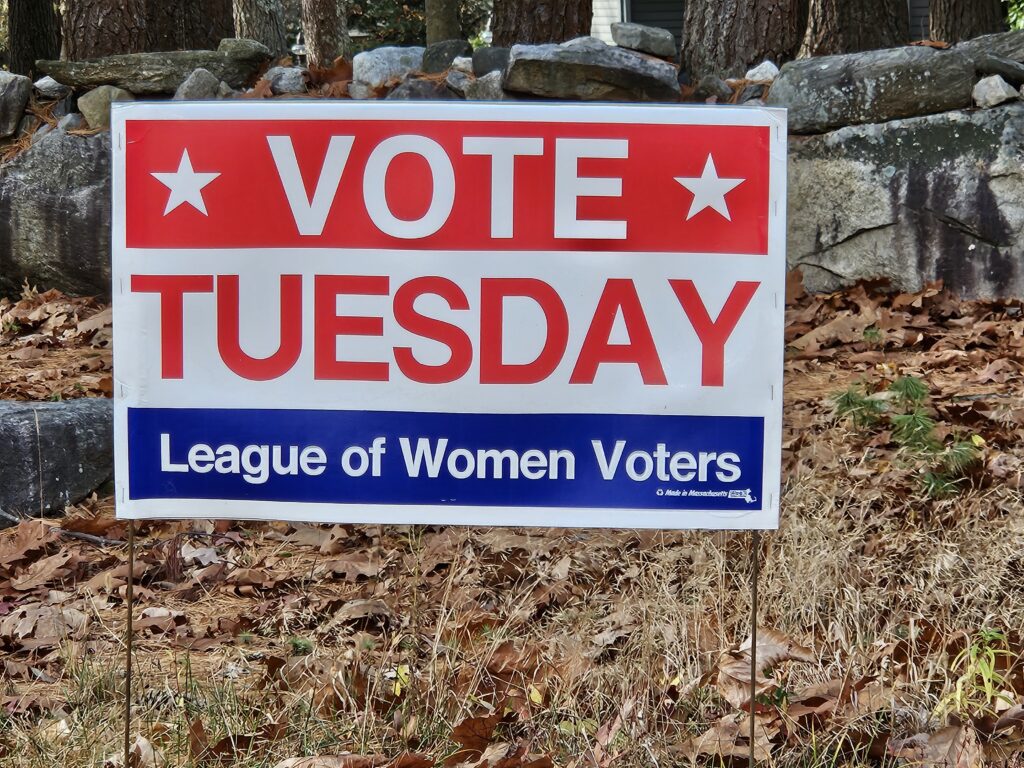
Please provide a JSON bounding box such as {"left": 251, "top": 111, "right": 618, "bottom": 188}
{"left": 151, "top": 149, "right": 220, "bottom": 216}
{"left": 674, "top": 155, "right": 745, "bottom": 221}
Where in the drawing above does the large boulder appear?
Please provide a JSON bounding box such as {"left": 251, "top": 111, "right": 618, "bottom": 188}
{"left": 956, "top": 29, "right": 1024, "bottom": 64}
{"left": 352, "top": 46, "right": 425, "bottom": 89}
{"left": 0, "top": 128, "right": 111, "bottom": 299}
{"left": 0, "top": 399, "right": 113, "bottom": 519}
{"left": 472, "top": 46, "right": 511, "bottom": 76}
{"left": 386, "top": 77, "right": 462, "bottom": 100}
{"left": 77, "top": 84, "right": 134, "bottom": 130}
{"left": 37, "top": 38, "right": 271, "bottom": 95}
{"left": 788, "top": 103, "right": 1024, "bottom": 299}
{"left": 504, "top": 37, "right": 680, "bottom": 101}
{"left": 610, "top": 22, "right": 677, "bottom": 58}
{"left": 422, "top": 39, "right": 473, "bottom": 74}
{"left": 0, "top": 71, "right": 32, "bottom": 138}
{"left": 173, "top": 67, "right": 222, "bottom": 100}
{"left": 263, "top": 65, "right": 309, "bottom": 95}
{"left": 766, "top": 46, "right": 975, "bottom": 134}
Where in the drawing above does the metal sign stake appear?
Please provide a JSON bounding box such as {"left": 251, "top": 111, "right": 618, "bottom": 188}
{"left": 749, "top": 529, "right": 760, "bottom": 764}
{"left": 124, "top": 519, "right": 135, "bottom": 767}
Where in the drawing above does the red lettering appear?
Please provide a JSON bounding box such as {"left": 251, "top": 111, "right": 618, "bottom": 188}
{"left": 130, "top": 274, "right": 213, "bottom": 378}
{"left": 570, "top": 279, "right": 666, "bottom": 385}
{"left": 314, "top": 275, "right": 390, "bottom": 381}
{"left": 393, "top": 277, "right": 472, "bottom": 384}
{"left": 480, "top": 278, "right": 568, "bottom": 384}
{"left": 216, "top": 274, "right": 302, "bottom": 381}
{"left": 670, "top": 280, "right": 759, "bottom": 387}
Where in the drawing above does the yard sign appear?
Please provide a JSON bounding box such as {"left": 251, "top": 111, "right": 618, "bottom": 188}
{"left": 111, "top": 101, "right": 787, "bottom": 529}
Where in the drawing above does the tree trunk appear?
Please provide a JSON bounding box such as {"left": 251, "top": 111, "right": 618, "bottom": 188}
{"left": 801, "top": 0, "right": 909, "bottom": 56}
{"left": 425, "top": 0, "right": 460, "bottom": 44}
{"left": 146, "top": 0, "right": 234, "bottom": 51}
{"left": 301, "top": 0, "right": 344, "bottom": 68}
{"left": 929, "top": 0, "right": 1006, "bottom": 43}
{"left": 491, "top": 0, "right": 592, "bottom": 46}
{"left": 232, "top": 0, "right": 288, "bottom": 55}
{"left": 8, "top": 0, "right": 61, "bottom": 78}
{"left": 681, "top": 0, "right": 805, "bottom": 82}
{"left": 62, "top": 0, "right": 147, "bottom": 59}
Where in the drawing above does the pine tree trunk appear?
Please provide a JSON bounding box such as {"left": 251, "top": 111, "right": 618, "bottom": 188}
{"left": 491, "top": 0, "right": 592, "bottom": 46}
{"left": 232, "top": 0, "right": 288, "bottom": 55}
{"left": 425, "top": 0, "right": 460, "bottom": 44}
{"left": 8, "top": 0, "right": 61, "bottom": 77}
{"left": 801, "top": 0, "right": 909, "bottom": 56}
{"left": 301, "top": 0, "right": 345, "bottom": 67}
{"left": 681, "top": 0, "right": 804, "bottom": 82}
{"left": 62, "top": 0, "right": 147, "bottom": 59}
{"left": 146, "top": 0, "right": 234, "bottom": 51}
{"left": 929, "top": 0, "right": 1006, "bottom": 43}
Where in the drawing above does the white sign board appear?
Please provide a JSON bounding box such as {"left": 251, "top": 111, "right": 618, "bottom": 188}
{"left": 112, "top": 101, "right": 786, "bottom": 529}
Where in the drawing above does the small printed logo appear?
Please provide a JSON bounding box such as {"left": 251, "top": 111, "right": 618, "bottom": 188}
{"left": 728, "top": 489, "right": 757, "bottom": 504}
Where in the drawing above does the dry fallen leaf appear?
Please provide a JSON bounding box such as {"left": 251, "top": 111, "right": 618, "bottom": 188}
{"left": 716, "top": 628, "right": 815, "bottom": 709}
{"left": 888, "top": 724, "right": 985, "bottom": 768}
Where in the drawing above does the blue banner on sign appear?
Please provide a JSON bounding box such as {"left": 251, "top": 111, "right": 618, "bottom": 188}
{"left": 127, "top": 408, "right": 764, "bottom": 512}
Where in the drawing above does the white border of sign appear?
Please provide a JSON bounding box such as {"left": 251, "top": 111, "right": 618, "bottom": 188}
{"left": 111, "top": 101, "right": 787, "bottom": 530}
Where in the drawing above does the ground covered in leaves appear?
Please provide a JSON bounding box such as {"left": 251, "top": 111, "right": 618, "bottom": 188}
{"left": 0, "top": 276, "right": 1022, "bottom": 767}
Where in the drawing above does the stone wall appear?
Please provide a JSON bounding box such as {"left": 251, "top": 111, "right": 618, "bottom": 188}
{"left": 1, "top": 28, "right": 1023, "bottom": 299}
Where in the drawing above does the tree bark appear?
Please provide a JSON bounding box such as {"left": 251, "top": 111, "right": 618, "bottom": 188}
{"left": 232, "top": 0, "right": 288, "bottom": 55}
{"left": 145, "top": 0, "right": 234, "bottom": 51}
{"left": 681, "top": 0, "right": 805, "bottom": 82}
{"left": 425, "top": 0, "right": 461, "bottom": 44}
{"left": 8, "top": 0, "right": 62, "bottom": 78}
{"left": 929, "top": 0, "right": 1006, "bottom": 43}
{"left": 491, "top": 0, "right": 592, "bottom": 46}
{"left": 62, "top": 0, "right": 147, "bottom": 59}
{"left": 800, "top": 0, "right": 909, "bottom": 56}
{"left": 301, "top": 0, "right": 347, "bottom": 67}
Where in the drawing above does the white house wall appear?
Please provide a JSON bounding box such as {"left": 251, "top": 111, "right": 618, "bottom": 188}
{"left": 591, "top": 0, "right": 624, "bottom": 43}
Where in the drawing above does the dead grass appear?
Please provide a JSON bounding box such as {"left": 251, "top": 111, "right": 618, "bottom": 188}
{"left": 0, "top": 279, "right": 1023, "bottom": 766}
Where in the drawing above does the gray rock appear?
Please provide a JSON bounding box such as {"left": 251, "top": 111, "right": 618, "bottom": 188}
{"left": 77, "top": 85, "right": 134, "bottom": 130}
{"left": 0, "top": 71, "right": 32, "bottom": 138}
{"left": 767, "top": 46, "right": 975, "bottom": 134}
{"left": 16, "top": 114, "right": 37, "bottom": 139}
{"left": 974, "top": 53, "right": 1024, "bottom": 87}
{"left": 788, "top": 103, "right": 1024, "bottom": 299}
{"left": 744, "top": 60, "right": 779, "bottom": 82}
{"left": 610, "top": 22, "right": 676, "bottom": 58}
{"left": 694, "top": 74, "right": 733, "bottom": 101}
{"left": 445, "top": 70, "right": 473, "bottom": 96}
{"left": 973, "top": 74, "right": 1019, "bottom": 108}
{"left": 0, "top": 399, "right": 112, "bottom": 520}
{"left": 422, "top": 39, "right": 473, "bottom": 74}
{"left": 30, "top": 123, "right": 52, "bottom": 145}
{"left": 36, "top": 37, "right": 272, "bottom": 95}
{"left": 353, "top": 46, "right": 425, "bottom": 89}
{"left": 348, "top": 82, "right": 377, "bottom": 100}
{"left": 505, "top": 37, "right": 680, "bottom": 101}
{"left": 738, "top": 83, "right": 766, "bottom": 104}
{"left": 217, "top": 80, "right": 236, "bottom": 98}
{"left": 33, "top": 75, "right": 71, "bottom": 100}
{"left": 0, "top": 129, "right": 111, "bottom": 298}
{"left": 173, "top": 67, "right": 222, "bottom": 100}
{"left": 386, "top": 77, "right": 462, "bottom": 100}
{"left": 452, "top": 56, "right": 474, "bottom": 74}
{"left": 465, "top": 70, "right": 513, "bottom": 101}
{"left": 956, "top": 29, "right": 1024, "bottom": 64}
{"left": 264, "top": 65, "right": 309, "bottom": 94}
{"left": 216, "top": 37, "right": 272, "bottom": 61}
{"left": 472, "top": 46, "right": 511, "bottom": 76}
{"left": 57, "top": 113, "right": 84, "bottom": 131}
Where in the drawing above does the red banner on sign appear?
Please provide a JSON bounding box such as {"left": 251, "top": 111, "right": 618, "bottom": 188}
{"left": 124, "top": 119, "right": 770, "bottom": 254}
